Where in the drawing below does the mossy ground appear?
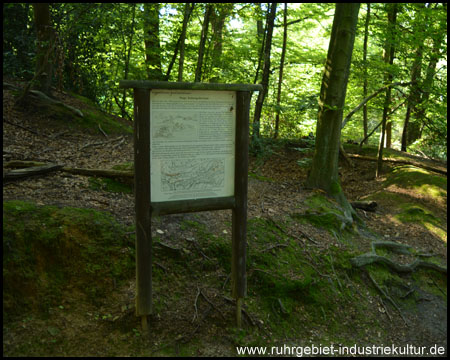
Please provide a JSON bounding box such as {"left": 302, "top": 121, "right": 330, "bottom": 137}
{"left": 88, "top": 176, "right": 132, "bottom": 194}
{"left": 365, "top": 165, "right": 447, "bottom": 243}
{"left": 69, "top": 93, "right": 133, "bottom": 135}
{"left": 3, "top": 200, "right": 135, "bottom": 322}
{"left": 292, "top": 192, "right": 358, "bottom": 244}
{"left": 2, "top": 135, "right": 447, "bottom": 356}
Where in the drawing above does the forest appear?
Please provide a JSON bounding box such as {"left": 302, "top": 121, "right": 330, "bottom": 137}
{"left": 3, "top": 3, "right": 447, "bottom": 357}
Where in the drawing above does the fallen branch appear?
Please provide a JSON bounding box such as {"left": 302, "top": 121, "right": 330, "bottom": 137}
{"left": 351, "top": 200, "right": 377, "bottom": 212}
{"left": 4, "top": 160, "right": 133, "bottom": 181}
{"left": 260, "top": 243, "right": 289, "bottom": 252}
{"left": 3, "top": 163, "right": 64, "bottom": 180}
{"left": 346, "top": 154, "right": 447, "bottom": 176}
{"left": 98, "top": 123, "right": 108, "bottom": 137}
{"left": 62, "top": 166, "right": 133, "bottom": 179}
{"left": 79, "top": 136, "right": 124, "bottom": 150}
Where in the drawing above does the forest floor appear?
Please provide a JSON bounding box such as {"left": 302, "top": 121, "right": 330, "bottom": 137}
{"left": 3, "top": 85, "right": 447, "bottom": 357}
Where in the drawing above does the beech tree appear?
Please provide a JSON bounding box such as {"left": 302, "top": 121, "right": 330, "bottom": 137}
{"left": 376, "top": 3, "right": 398, "bottom": 178}
{"left": 195, "top": 4, "right": 213, "bottom": 82}
{"left": 143, "top": 3, "right": 163, "bottom": 81}
{"left": 177, "top": 3, "right": 195, "bottom": 82}
{"left": 33, "top": 3, "right": 55, "bottom": 96}
{"left": 306, "top": 3, "right": 360, "bottom": 222}
{"left": 274, "top": 3, "right": 288, "bottom": 139}
{"left": 362, "top": 3, "right": 370, "bottom": 145}
{"left": 252, "top": 2, "right": 277, "bottom": 140}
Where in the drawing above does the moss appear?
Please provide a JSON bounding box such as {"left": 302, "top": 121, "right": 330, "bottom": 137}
{"left": 385, "top": 165, "right": 446, "bottom": 201}
{"left": 88, "top": 177, "right": 132, "bottom": 194}
{"left": 292, "top": 193, "right": 355, "bottom": 243}
{"left": 412, "top": 268, "right": 447, "bottom": 300}
{"left": 112, "top": 162, "right": 134, "bottom": 172}
{"left": 3, "top": 201, "right": 135, "bottom": 321}
{"left": 329, "top": 181, "right": 342, "bottom": 196}
{"left": 394, "top": 203, "right": 446, "bottom": 241}
{"left": 248, "top": 172, "right": 273, "bottom": 182}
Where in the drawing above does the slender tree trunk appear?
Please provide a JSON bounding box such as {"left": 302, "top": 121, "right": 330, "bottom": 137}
{"left": 414, "top": 7, "right": 445, "bottom": 133}
{"left": 376, "top": 3, "right": 397, "bottom": 178}
{"left": 385, "top": 121, "right": 392, "bottom": 148}
{"left": 144, "top": 3, "right": 163, "bottom": 80}
{"left": 401, "top": 47, "right": 423, "bottom": 151}
{"left": 209, "top": 4, "right": 233, "bottom": 83}
{"left": 306, "top": 3, "right": 360, "bottom": 221}
{"left": 121, "top": 4, "right": 136, "bottom": 118}
{"left": 254, "top": 3, "right": 267, "bottom": 85}
{"left": 362, "top": 3, "right": 370, "bottom": 144}
{"left": 178, "top": 3, "right": 195, "bottom": 82}
{"left": 401, "top": 4, "right": 426, "bottom": 152}
{"left": 274, "top": 3, "right": 287, "bottom": 139}
{"left": 33, "top": 3, "right": 54, "bottom": 96}
{"left": 252, "top": 2, "right": 277, "bottom": 140}
{"left": 195, "top": 4, "right": 213, "bottom": 82}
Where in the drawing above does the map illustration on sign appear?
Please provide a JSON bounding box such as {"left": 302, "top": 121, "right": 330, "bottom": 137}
{"left": 161, "top": 158, "right": 224, "bottom": 192}
{"left": 153, "top": 115, "right": 198, "bottom": 141}
{"left": 150, "top": 90, "right": 236, "bottom": 202}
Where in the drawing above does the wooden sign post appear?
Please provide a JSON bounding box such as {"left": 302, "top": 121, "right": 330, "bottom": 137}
{"left": 119, "top": 81, "right": 262, "bottom": 330}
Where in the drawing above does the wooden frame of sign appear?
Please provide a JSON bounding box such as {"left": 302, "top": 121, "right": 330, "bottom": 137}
{"left": 119, "top": 81, "right": 262, "bottom": 330}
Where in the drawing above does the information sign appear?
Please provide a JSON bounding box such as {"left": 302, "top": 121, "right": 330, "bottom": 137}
{"left": 150, "top": 90, "right": 236, "bottom": 202}
{"left": 119, "top": 80, "right": 262, "bottom": 330}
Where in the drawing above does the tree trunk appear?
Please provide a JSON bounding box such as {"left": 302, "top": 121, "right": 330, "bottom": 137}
{"left": 376, "top": 3, "right": 398, "bottom": 178}
{"left": 178, "top": 3, "right": 195, "bottom": 82}
{"left": 144, "top": 4, "right": 163, "bottom": 81}
{"left": 306, "top": 3, "right": 360, "bottom": 221}
{"left": 209, "top": 4, "right": 233, "bottom": 83}
{"left": 401, "top": 47, "right": 422, "bottom": 152}
{"left": 414, "top": 5, "right": 445, "bottom": 133}
{"left": 362, "top": 3, "right": 370, "bottom": 144}
{"left": 195, "top": 4, "right": 213, "bottom": 82}
{"left": 385, "top": 121, "right": 392, "bottom": 148}
{"left": 401, "top": 4, "right": 426, "bottom": 152}
{"left": 252, "top": 2, "right": 277, "bottom": 140}
{"left": 274, "top": 3, "right": 288, "bottom": 139}
{"left": 33, "top": 3, "right": 55, "bottom": 96}
{"left": 121, "top": 4, "right": 136, "bottom": 118}
{"left": 254, "top": 3, "right": 267, "bottom": 85}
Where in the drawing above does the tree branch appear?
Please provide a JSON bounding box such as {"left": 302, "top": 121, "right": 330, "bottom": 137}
{"left": 341, "top": 81, "right": 414, "bottom": 129}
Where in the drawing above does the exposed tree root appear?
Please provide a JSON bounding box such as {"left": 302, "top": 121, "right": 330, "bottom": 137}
{"left": 5, "top": 82, "right": 83, "bottom": 118}
{"left": 353, "top": 241, "right": 447, "bottom": 327}
{"left": 365, "top": 270, "right": 409, "bottom": 326}
{"left": 351, "top": 241, "right": 447, "bottom": 275}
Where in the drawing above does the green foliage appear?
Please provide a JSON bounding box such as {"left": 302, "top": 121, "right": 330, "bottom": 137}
{"left": 3, "top": 4, "right": 35, "bottom": 79}
{"left": 2, "top": 3, "right": 446, "bottom": 157}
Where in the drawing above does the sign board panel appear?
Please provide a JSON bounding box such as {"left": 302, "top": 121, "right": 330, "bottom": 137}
{"left": 150, "top": 90, "right": 236, "bottom": 202}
